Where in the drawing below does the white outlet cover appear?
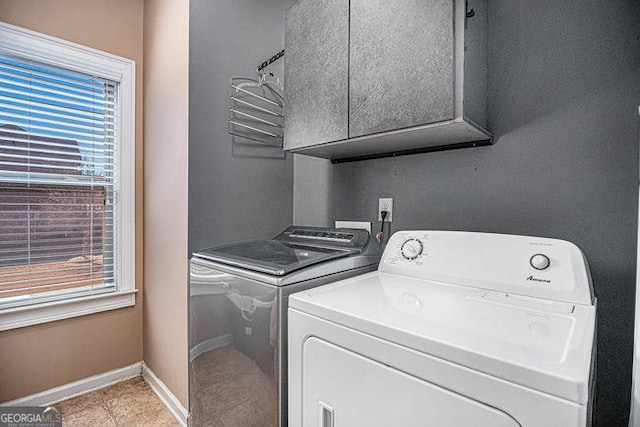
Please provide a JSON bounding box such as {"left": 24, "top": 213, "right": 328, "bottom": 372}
{"left": 378, "top": 198, "right": 393, "bottom": 222}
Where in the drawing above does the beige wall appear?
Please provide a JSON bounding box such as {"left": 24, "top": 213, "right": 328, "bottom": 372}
{"left": 142, "top": 0, "right": 189, "bottom": 407}
{"left": 0, "top": 0, "right": 145, "bottom": 402}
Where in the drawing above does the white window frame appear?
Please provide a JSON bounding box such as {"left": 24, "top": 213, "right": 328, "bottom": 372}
{"left": 0, "top": 22, "right": 136, "bottom": 331}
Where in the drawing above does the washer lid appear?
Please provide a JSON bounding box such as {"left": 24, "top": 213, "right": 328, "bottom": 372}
{"left": 194, "top": 240, "right": 355, "bottom": 276}
{"left": 290, "top": 271, "right": 596, "bottom": 405}
{"left": 193, "top": 226, "right": 375, "bottom": 276}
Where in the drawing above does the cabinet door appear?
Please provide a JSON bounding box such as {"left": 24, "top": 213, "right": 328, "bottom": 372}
{"left": 349, "top": 0, "right": 455, "bottom": 138}
{"left": 284, "top": 0, "right": 349, "bottom": 150}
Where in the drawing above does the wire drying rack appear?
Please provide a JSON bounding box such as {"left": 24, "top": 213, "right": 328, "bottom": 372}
{"left": 229, "top": 50, "right": 285, "bottom": 147}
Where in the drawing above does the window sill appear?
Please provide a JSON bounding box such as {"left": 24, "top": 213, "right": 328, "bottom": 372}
{"left": 0, "top": 290, "right": 138, "bottom": 331}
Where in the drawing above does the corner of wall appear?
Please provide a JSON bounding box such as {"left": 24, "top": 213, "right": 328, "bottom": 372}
{"left": 142, "top": 0, "right": 190, "bottom": 408}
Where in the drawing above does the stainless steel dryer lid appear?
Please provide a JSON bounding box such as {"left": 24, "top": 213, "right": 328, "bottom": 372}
{"left": 192, "top": 226, "right": 374, "bottom": 276}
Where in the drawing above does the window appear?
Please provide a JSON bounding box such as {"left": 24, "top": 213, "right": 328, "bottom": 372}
{"left": 0, "top": 22, "right": 136, "bottom": 330}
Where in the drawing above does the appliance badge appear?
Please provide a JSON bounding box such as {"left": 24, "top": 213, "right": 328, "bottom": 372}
{"left": 527, "top": 275, "right": 551, "bottom": 284}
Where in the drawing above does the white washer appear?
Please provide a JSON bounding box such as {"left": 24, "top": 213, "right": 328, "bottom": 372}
{"left": 288, "top": 231, "right": 597, "bottom": 427}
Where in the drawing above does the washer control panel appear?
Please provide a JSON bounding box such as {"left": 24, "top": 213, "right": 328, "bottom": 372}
{"left": 379, "top": 230, "right": 593, "bottom": 305}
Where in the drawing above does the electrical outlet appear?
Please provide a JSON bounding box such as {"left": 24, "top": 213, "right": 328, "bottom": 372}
{"left": 378, "top": 198, "right": 393, "bottom": 222}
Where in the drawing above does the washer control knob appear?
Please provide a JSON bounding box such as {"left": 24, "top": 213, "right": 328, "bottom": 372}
{"left": 530, "top": 254, "right": 551, "bottom": 270}
{"left": 401, "top": 238, "right": 423, "bottom": 260}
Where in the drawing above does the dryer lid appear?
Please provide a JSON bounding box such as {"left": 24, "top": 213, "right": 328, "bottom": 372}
{"left": 290, "top": 271, "right": 596, "bottom": 405}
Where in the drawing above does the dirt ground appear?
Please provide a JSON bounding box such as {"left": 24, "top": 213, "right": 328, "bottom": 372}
{"left": 0, "top": 256, "right": 105, "bottom": 298}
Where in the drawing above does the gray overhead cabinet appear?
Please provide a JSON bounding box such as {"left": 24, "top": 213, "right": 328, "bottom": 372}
{"left": 284, "top": 0, "right": 491, "bottom": 162}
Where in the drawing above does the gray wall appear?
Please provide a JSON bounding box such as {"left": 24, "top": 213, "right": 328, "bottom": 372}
{"left": 189, "top": 0, "right": 296, "bottom": 253}
{"left": 295, "top": 1, "right": 640, "bottom": 423}
{"left": 293, "top": 154, "right": 332, "bottom": 226}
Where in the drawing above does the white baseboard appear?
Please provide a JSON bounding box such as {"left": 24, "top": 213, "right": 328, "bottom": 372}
{"left": 1, "top": 362, "right": 190, "bottom": 426}
{"left": 1, "top": 362, "right": 142, "bottom": 407}
{"left": 189, "top": 333, "right": 233, "bottom": 362}
{"left": 142, "top": 362, "right": 189, "bottom": 427}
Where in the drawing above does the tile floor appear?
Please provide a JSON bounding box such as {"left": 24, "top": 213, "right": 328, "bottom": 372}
{"left": 55, "top": 376, "right": 178, "bottom": 426}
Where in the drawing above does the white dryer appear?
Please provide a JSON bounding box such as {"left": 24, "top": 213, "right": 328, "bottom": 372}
{"left": 288, "top": 231, "right": 597, "bottom": 427}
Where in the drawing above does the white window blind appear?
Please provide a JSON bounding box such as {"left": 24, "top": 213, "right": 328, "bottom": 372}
{"left": 0, "top": 54, "right": 118, "bottom": 309}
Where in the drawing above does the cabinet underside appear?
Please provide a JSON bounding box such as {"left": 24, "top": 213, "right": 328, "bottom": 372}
{"left": 290, "top": 119, "right": 492, "bottom": 162}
